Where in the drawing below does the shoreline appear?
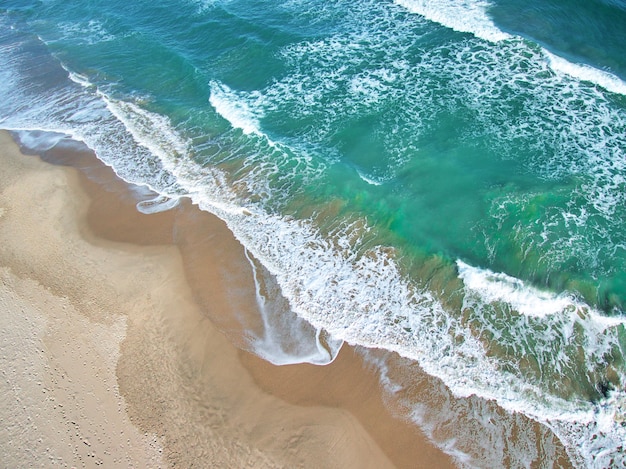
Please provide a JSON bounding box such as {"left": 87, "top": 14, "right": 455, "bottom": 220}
{"left": 0, "top": 130, "right": 456, "bottom": 467}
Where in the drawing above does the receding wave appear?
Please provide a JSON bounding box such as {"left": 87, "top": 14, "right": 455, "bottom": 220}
{"left": 361, "top": 349, "right": 570, "bottom": 467}
{"left": 102, "top": 90, "right": 626, "bottom": 466}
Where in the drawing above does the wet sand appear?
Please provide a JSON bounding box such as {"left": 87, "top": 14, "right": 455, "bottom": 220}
{"left": 0, "top": 129, "right": 456, "bottom": 468}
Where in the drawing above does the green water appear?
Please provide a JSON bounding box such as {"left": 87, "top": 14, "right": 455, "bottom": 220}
{"left": 2, "top": 0, "right": 626, "bottom": 465}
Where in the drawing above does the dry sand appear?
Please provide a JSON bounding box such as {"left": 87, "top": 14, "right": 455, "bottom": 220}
{"left": 0, "top": 130, "right": 455, "bottom": 468}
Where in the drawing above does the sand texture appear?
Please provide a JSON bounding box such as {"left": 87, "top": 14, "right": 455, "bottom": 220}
{"left": 0, "top": 130, "right": 454, "bottom": 468}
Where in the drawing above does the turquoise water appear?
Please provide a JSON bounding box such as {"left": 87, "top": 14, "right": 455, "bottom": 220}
{"left": 1, "top": 0, "right": 626, "bottom": 466}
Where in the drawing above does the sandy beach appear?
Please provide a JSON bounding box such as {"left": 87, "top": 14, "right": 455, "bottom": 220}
{"left": 0, "top": 130, "right": 456, "bottom": 468}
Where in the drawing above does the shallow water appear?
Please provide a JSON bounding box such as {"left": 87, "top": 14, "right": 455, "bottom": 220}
{"left": 1, "top": 0, "right": 626, "bottom": 466}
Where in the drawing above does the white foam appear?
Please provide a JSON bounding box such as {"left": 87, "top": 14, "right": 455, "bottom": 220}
{"left": 361, "top": 349, "right": 567, "bottom": 468}
{"left": 100, "top": 97, "right": 189, "bottom": 163}
{"left": 4, "top": 12, "right": 626, "bottom": 466}
{"left": 395, "top": 0, "right": 626, "bottom": 96}
{"left": 187, "top": 0, "right": 221, "bottom": 13}
{"left": 243, "top": 248, "right": 343, "bottom": 365}
{"left": 394, "top": 0, "right": 511, "bottom": 43}
{"left": 135, "top": 195, "right": 181, "bottom": 214}
{"left": 356, "top": 169, "right": 384, "bottom": 185}
{"left": 66, "top": 70, "right": 94, "bottom": 89}
{"left": 457, "top": 260, "right": 577, "bottom": 318}
{"left": 544, "top": 50, "right": 626, "bottom": 96}
{"left": 348, "top": 73, "right": 387, "bottom": 105}
{"left": 458, "top": 259, "right": 626, "bottom": 333}
{"left": 55, "top": 20, "right": 117, "bottom": 46}
{"left": 209, "top": 81, "right": 263, "bottom": 136}
{"left": 11, "top": 129, "right": 68, "bottom": 153}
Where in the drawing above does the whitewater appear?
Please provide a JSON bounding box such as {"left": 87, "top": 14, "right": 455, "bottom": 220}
{"left": 1, "top": 0, "right": 626, "bottom": 466}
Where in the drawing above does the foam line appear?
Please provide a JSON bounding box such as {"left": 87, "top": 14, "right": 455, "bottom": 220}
{"left": 544, "top": 50, "right": 626, "bottom": 96}
{"left": 209, "top": 81, "right": 263, "bottom": 136}
{"left": 394, "top": 0, "right": 511, "bottom": 42}
{"left": 3, "top": 11, "right": 626, "bottom": 465}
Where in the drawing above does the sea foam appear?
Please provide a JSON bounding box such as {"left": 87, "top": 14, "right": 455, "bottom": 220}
{"left": 395, "top": 0, "right": 626, "bottom": 96}
{"left": 544, "top": 50, "right": 626, "bottom": 96}
{"left": 394, "top": 0, "right": 511, "bottom": 42}
{"left": 2, "top": 10, "right": 626, "bottom": 467}
{"left": 209, "top": 81, "right": 264, "bottom": 136}
{"left": 133, "top": 96, "right": 626, "bottom": 467}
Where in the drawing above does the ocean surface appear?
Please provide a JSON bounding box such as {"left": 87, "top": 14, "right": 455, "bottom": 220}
{"left": 1, "top": 0, "right": 625, "bottom": 466}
